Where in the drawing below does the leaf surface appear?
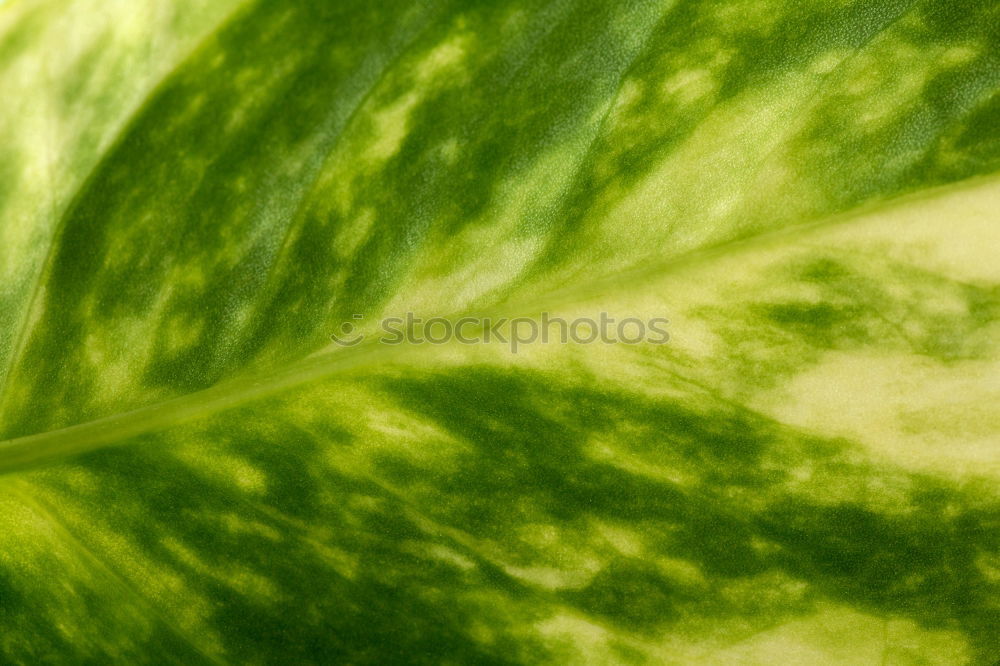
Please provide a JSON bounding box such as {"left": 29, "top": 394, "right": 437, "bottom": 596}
{"left": 1, "top": 0, "right": 999, "bottom": 663}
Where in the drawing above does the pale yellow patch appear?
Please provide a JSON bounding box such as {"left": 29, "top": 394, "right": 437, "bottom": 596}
{"left": 654, "top": 556, "right": 707, "bottom": 587}
{"left": 821, "top": 175, "right": 1000, "bottom": 283}
{"left": 162, "top": 537, "right": 280, "bottom": 600}
{"left": 218, "top": 513, "right": 282, "bottom": 541}
{"left": 536, "top": 613, "right": 621, "bottom": 665}
{"left": 591, "top": 520, "right": 644, "bottom": 557}
{"left": 365, "top": 33, "right": 471, "bottom": 164}
{"left": 587, "top": 435, "right": 694, "bottom": 486}
{"left": 335, "top": 207, "right": 376, "bottom": 259}
{"left": 438, "top": 136, "right": 461, "bottom": 164}
{"left": 699, "top": 605, "right": 969, "bottom": 665}
{"left": 659, "top": 44, "right": 732, "bottom": 108}
{"left": 366, "top": 91, "right": 421, "bottom": 162}
{"left": 808, "top": 49, "right": 849, "bottom": 75}
{"left": 381, "top": 139, "right": 583, "bottom": 315}
{"left": 592, "top": 67, "right": 825, "bottom": 265}
{"left": 502, "top": 562, "right": 599, "bottom": 590}
{"left": 759, "top": 351, "right": 1000, "bottom": 479}
{"left": 940, "top": 44, "right": 980, "bottom": 67}
{"left": 608, "top": 78, "right": 643, "bottom": 124}
{"left": 174, "top": 447, "right": 268, "bottom": 494}
{"left": 401, "top": 541, "right": 476, "bottom": 571}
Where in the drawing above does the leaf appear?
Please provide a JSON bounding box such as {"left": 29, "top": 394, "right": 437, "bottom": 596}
{"left": 1, "top": 0, "right": 998, "bottom": 663}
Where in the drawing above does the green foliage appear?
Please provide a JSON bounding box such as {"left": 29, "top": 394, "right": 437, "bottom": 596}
{"left": 0, "top": 0, "right": 999, "bottom": 663}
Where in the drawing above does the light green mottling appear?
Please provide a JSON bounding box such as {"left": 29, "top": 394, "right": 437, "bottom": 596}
{"left": 0, "top": 0, "right": 247, "bottom": 400}
{"left": 0, "top": 0, "right": 999, "bottom": 664}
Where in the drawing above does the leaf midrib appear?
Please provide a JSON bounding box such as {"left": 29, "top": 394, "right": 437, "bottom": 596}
{"left": 3, "top": 172, "right": 995, "bottom": 475}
